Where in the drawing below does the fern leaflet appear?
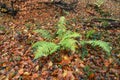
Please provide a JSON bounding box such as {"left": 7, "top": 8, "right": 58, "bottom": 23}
{"left": 56, "top": 16, "right": 67, "bottom": 38}
{"left": 34, "top": 29, "right": 52, "bottom": 40}
{"left": 80, "top": 40, "right": 111, "bottom": 55}
{"left": 59, "top": 38, "right": 78, "bottom": 52}
{"left": 32, "top": 41, "right": 59, "bottom": 59}
{"left": 62, "top": 30, "right": 81, "bottom": 40}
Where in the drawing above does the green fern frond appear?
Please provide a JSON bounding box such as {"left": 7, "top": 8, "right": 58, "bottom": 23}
{"left": 95, "top": 0, "right": 105, "bottom": 7}
{"left": 58, "top": 16, "right": 66, "bottom": 27}
{"left": 86, "top": 30, "right": 95, "bottom": 39}
{"left": 56, "top": 16, "right": 67, "bottom": 38}
{"left": 32, "top": 41, "right": 59, "bottom": 59}
{"left": 59, "top": 38, "right": 78, "bottom": 52}
{"left": 80, "top": 40, "right": 112, "bottom": 55}
{"left": 56, "top": 28, "right": 66, "bottom": 38}
{"left": 34, "top": 29, "right": 52, "bottom": 40}
{"left": 62, "top": 30, "right": 81, "bottom": 40}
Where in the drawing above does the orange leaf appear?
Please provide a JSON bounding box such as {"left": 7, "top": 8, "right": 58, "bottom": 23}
{"left": 60, "top": 55, "right": 71, "bottom": 65}
{"left": 89, "top": 73, "right": 95, "bottom": 79}
{"left": 32, "top": 73, "right": 39, "bottom": 79}
{"left": 104, "top": 60, "right": 110, "bottom": 67}
{"left": 18, "top": 69, "right": 24, "bottom": 75}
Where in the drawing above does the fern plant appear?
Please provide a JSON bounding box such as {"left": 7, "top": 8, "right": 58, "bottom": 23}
{"left": 80, "top": 40, "right": 111, "bottom": 55}
{"left": 32, "top": 16, "right": 112, "bottom": 59}
{"left": 56, "top": 16, "right": 67, "bottom": 38}
{"left": 86, "top": 30, "right": 95, "bottom": 39}
{"left": 94, "top": 0, "right": 105, "bottom": 7}
{"left": 33, "top": 29, "right": 53, "bottom": 40}
{"left": 32, "top": 41, "right": 59, "bottom": 59}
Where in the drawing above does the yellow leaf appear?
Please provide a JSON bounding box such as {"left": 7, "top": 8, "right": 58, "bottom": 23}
{"left": 63, "top": 70, "right": 67, "bottom": 77}
{"left": 48, "top": 61, "right": 53, "bottom": 67}
{"left": 24, "top": 72, "right": 30, "bottom": 76}
{"left": 35, "top": 65, "right": 39, "bottom": 71}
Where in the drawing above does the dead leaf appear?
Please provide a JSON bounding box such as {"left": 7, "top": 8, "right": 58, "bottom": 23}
{"left": 109, "top": 58, "right": 113, "bottom": 64}
{"left": 48, "top": 61, "right": 53, "bottom": 68}
{"left": 63, "top": 70, "right": 75, "bottom": 80}
{"left": 18, "top": 68, "right": 24, "bottom": 75}
{"left": 32, "top": 73, "right": 39, "bottom": 79}
{"left": 104, "top": 60, "right": 110, "bottom": 67}
{"left": 60, "top": 55, "right": 71, "bottom": 65}
{"left": 41, "top": 71, "right": 48, "bottom": 76}
{"left": 89, "top": 73, "right": 95, "bottom": 79}
{"left": 80, "top": 63, "right": 85, "bottom": 68}
{"left": 0, "top": 75, "right": 6, "bottom": 80}
{"left": 24, "top": 72, "right": 31, "bottom": 76}
{"left": 35, "top": 65, "right": 39, "bottom": 71}
{"left": 63, "top": 70, "right": 67, "bottom": 77}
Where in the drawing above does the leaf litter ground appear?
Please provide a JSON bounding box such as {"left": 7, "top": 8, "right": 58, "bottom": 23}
{"left": 0, "top": 0, "right": 120, "bottom": 80}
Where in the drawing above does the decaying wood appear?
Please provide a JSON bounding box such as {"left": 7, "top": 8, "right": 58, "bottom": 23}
{"left": 0, "top": 0, "right": 78, "bottom": 16}
{"left": 0, "top": 1, "right": 18, "bottom": 16}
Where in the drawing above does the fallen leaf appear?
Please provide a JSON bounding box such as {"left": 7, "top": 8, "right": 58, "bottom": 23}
{"left": 32, "top": 73, "right": 39, "bottom": 79}
{"left": 8, "top": 69, "right": 16, "bottom": 79}
{"left": 24, "top": 72, "right": 31, "bottom": 76}
{"left": 80, "top": 63, "right": 85, "bottom": 68}
{"left": 60, "top": 55, "right": 71, "bottom": 65}
{"left": 104, "top": 60, "right": 110, "bottom": 67}
{"left": 109, "top": 58, "right": 113, "bottom": 64}
{"left": 63, "top": 70, "right": 75, "bottom": 80}
{"left": 35, "top": 65, "right": 39, "bottom": 71}
{"left": 89, "top": 73, "right": 95, "bottom": 79}
{"left": 41, "top": 71, "right": 48, "bottom": 76}
{"left": 48, "top": 61, "right": 53, "bottom": 68}
{"left": 63, "top": 70, "right": 67, "bottom": 77}
{"left": 0, "top": 75, "right": 6, "bottom": 80}
{"left": 18, "top": 68, "right": 24, "bottom": 75}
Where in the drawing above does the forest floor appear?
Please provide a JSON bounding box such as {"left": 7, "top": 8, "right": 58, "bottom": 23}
{"left": 0, "top": 0, "right": 120, "bottom": 80}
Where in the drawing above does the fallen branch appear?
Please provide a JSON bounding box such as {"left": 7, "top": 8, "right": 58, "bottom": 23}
{"left": 38, "top": 0, "right": 78, "bottom": 11}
